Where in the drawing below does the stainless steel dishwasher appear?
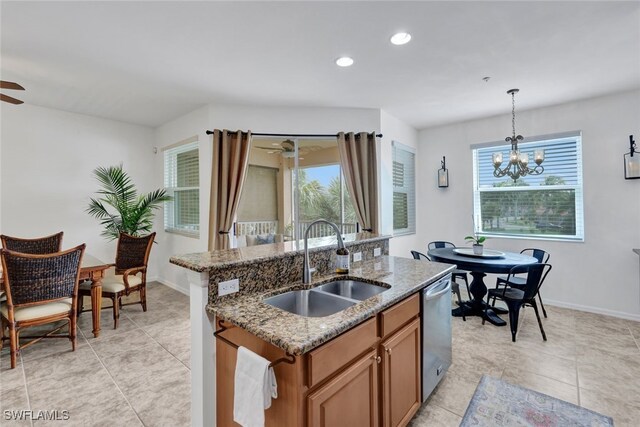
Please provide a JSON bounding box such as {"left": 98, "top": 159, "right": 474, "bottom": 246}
{"left": 421, "top": 274, "right": 452, "bottom": 401}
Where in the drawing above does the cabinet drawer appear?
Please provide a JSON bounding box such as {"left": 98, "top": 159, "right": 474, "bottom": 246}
{"left": 379, "top": 293, "right": 419, "bottom": 338}
{"left": 308, "top": 317, "right": 377, "bottom": 388}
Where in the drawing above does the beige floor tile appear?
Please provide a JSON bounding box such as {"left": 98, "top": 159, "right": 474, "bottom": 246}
{"left": 427, "top": 371, "right": 481, "bottom": 417}
{"left": 0, "top": 384, "right": 30, "bottom": 414}
{"left": 505, "top": 347, "right": 578, "bottom": 386}
{"left": 409, "top": 402, "right": 462, "bottom": 427}
{"left": 22, "top": 346, "right": 98, "bottom": 383}
{"left": 580, "top": 387, "right": 640, "bottom": 427}
{"left": 125, "top": 367, "right": 190, "bottom": 427}
{"left": 87, "top": 327, "right": 157, "bottom": 358}
{"left": 501, "top": 367, "right": 579, "bottom": 405}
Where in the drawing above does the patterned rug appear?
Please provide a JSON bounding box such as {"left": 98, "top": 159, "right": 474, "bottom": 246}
{"left": 460, "top": 375, "right": 614, "bottom": 427}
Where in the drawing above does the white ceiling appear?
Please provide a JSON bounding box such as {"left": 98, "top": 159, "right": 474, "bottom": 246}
{"left": 1, "top": 1, "right": 639, "bottom": 129}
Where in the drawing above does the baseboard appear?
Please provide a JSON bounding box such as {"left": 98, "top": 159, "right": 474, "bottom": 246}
{"left": 545, "top": 299, "right": 640, "bottom": 322}
{"left": 148, "top": 276, "right": 190, "bottom": 296}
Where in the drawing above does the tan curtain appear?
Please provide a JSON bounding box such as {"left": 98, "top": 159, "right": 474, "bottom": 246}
{"left": 208, "top": 129, "right": 252, "bottom": 250}
{"left": 337, "top": 132, "right": 379, "bottom": 233}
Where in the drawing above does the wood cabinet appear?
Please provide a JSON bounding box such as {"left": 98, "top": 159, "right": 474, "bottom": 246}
{"left": 216, "top": 292, "right": 423, "bottom": 427}
{"left": 307, "top": 350, "right": 379, "bottom": 427}
{"left": 380, "top": 318, "right": 421, "bottom": 427}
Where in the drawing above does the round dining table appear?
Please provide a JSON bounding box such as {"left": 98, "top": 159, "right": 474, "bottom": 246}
{"left": 427, "top": 247, "right": 538, "bottom": 326}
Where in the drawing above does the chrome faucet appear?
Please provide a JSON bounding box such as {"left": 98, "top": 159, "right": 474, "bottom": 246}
{"left": 303, "top": 219, "right": 346, "bottom": 284}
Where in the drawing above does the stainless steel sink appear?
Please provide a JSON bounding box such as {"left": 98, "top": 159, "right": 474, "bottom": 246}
{"left": 263, "top": 279, "right": 389, "bottom": 317}
{"left": 263, "top": 289, "right": 356, "bottom": 317}
{"left": 314, "top": 279, "right": 388, "bottom": 301}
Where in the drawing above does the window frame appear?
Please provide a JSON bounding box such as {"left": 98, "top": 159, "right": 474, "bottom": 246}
{"left": 471, "top": 131, "right": 584, "bottom": 242}
{"left": 392, "top": 140, "right": 416, "bottom": 236}
{"left": 163, "top": 137, "right": 200, "bottom": 238}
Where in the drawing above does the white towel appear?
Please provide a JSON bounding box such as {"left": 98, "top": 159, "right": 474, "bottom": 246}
{"left": 233, "top": 346, "right": 278, "bottom": 427}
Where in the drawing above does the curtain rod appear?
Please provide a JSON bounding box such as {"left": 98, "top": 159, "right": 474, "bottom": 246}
{"left": 205, "top": 130, "right": 383, "bottom": 138}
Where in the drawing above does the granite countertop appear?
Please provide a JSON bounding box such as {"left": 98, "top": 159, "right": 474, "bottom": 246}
{"left": 170, "top": 232, "right": 389, "bottom": 272}
{"left": 207, "top": 256, "right": 455, "bottom": 355}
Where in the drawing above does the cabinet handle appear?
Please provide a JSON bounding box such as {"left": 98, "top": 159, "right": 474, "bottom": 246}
{"left": 376, "top": 356, "right": 381, "bottom": 364}
{"left": 386, "top": 348, "right": 392, "bottom": 355}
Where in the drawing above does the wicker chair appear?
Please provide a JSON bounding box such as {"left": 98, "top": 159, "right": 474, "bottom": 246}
{"left": 0, "top": 244, "right": 85, "bottom": 369}
{"left": 0, "top": 231, "right": 64, "bottom": 254}
{"left": 78, "top": 232, "right": 155, "bottom": 329}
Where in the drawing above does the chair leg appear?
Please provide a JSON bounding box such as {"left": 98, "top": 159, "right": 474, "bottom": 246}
{"left": 505, "top": 301, "right": 523, "bottom": 342}
{"left": 70, "top": 316, "right": 77, "bottom": 351}
{"left": 112, "top": 296, "right": 120, "bottom": 329}
{"left": 140, "top": 284, "right": 147, "bottom": 312}
{"left": 77, "top": 294, "right": 84, "bottom": 317}
{"left": 482, "top": 293, "right": 490, "bottom": 325}
{"left": 453, "top": 283, "right": 465, "bottom": 322}
{"left": 530, "top": 300, "right": 547, "bottom": 341}
{"left": 0, "top": 317, "right": 5, "bottom": 351}
{"left": 9, "top": 323, "right": 18, "bottom": 369}
{"left": 538, "top": 294, "right": 548, "bottom": 318}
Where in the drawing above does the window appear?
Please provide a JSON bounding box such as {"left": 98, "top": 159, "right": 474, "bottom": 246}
{"left": 164, "top": 138, "right": 199, "bottom": 237}
{"left": 297, "top": 164, "right": 357, "bottom": 238}
{"left": 472, "top": 131, "right": 584, "bottom": 241}
{"left": 392, "top": 141, "right": 416, "bottom": 235}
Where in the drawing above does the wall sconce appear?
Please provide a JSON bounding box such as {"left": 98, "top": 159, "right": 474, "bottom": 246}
{"left": 438, "top": 156, "right": 449, "bottom": 188}
{"left": 624, "top": 135, "right": 639, "bottom": 180}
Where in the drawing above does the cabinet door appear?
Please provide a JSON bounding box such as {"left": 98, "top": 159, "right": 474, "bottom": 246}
{"left": 381, "top": 318, "right": 421, "bottom": 427}
{"left": 307, "top": 349, "right": 379, "bottom": 427}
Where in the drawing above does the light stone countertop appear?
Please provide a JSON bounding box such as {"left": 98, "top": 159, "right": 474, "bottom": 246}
{"left": 170, "top": 232, "right": 389, "bottom": 272}
{"left": 207, "top": 255, "right": 455, "bottom": 355}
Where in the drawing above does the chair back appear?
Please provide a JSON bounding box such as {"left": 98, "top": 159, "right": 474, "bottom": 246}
{"left": 114, "top": 232, "right": 156, "bottom": 274}
{"left": 507, "top": 263, "right": 552, "bottom": 301}
{"left": 0, "top": 244, "right": 85, "bottom": 307}
{"left": 410, "top": 250, "right": 431, "bottom": 261}
{"left": 427, "top": 241, "right": 455, "bottom": 250}
{"left": 520, "top": 248, "right": 550, "bottom": 264}
{"left": 0, "top": 232, "right": 64, "bottom": 255}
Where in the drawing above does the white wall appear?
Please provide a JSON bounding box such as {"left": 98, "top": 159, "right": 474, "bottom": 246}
{"left": 154, "top": 104, "right": 381, "bottom": 293}
{"left": 380, "top": 110, "right": 419, "bottom": 257}
{"left": 417, "top": 90, "right": 640, "bottom": 320}
{"left": 0, "top": 104, "right": 157, "bottom": 275}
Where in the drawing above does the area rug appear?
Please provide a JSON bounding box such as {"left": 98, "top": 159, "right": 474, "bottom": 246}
{"left": 460, "top": 375, "right": 614, "bottom": 427}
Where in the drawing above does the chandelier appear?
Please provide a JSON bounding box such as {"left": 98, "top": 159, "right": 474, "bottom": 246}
{"left": 492, "top": 89, "right": 544, "bottom": 181}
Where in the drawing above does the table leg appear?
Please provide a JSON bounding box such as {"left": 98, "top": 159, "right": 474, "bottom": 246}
{"left": 451, "top": 271, "right": 507, "bottom": 326}
{"left": 91, "top": 278, "right": 102, "bottom": 338}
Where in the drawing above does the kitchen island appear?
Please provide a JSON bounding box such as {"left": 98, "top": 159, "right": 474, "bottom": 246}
{"left": 170, "top": 233, "right": 454, "bottom": 426}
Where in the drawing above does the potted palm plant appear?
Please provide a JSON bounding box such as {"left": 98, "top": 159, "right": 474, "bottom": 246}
{"left": 464, "top": 235, "right": 487, "bottom": 255}
{"left": 87, "top": 164, "right": 171, "bottom": 240}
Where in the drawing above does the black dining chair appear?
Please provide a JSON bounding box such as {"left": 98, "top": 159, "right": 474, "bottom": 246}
{"left": 411, "top": 250, "right": 465, "bottom": 321}
{"left": 427, "top": 241, "right": 471, "bottom": 297}
{"left": 494, "top": 248, "right": 550, "bottom": 318}
{"left": 484, "top": 263, "right": 552, "bottom": 342}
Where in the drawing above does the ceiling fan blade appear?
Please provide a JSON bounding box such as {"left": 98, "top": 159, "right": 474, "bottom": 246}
{"left": 0, "top": 93, "right": 24, "bottom": 104}
{"left": 0, "top": 81, "right": 25, "bottom": 91}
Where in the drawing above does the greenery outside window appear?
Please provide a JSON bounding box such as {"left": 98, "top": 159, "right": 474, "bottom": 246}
{"left": 164, "top": 138, "right": 199, "bottom": 237}
{"left": 297, "top": 164, "right": 357, "bottom": 238}
{"left": 472, "top": 131, "right": 584, "bottom": 241}
{"left": 392, "top": 141, "right": 416, "bottom": 236}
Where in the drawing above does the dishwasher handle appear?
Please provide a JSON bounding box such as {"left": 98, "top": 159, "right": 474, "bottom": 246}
{"left": 425, "top": 278, "right": 451, "bottom": 301}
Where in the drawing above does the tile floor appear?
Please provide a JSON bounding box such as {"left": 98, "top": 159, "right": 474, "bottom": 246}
{"left": 2, "top": 282, "right": 639, "bottom": 426}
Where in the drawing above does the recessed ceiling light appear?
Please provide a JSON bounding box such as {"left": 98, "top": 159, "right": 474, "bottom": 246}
{"left": 271, "top": 142, "right": 281, "bottom": 146}
{"left": 335, "top": 57, "right": 354, "bottom": 67}
{"left": 390, "top": 32, "right": 411, "bottom": 45}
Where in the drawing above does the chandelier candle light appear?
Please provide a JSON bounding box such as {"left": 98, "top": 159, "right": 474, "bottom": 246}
{"left": 492, "top": 89, "right": 545, "bottom": 181}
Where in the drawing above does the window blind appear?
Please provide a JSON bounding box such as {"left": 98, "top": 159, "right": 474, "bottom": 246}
{"left": 164, "top": 141, "right": 200, "bottom": 236}
{"left": 472, "top": 132, "right": 584, "bottom": 241}
{"left": 237, "top": 165, "right": 279, "bottom": 222}
{"left": 392, "top": 141, "right": 416, "bottom": 235}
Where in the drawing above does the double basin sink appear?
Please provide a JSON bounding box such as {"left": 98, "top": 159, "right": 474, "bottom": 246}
{"left": 263, "top": 279, "right": 389, "bottom": 317}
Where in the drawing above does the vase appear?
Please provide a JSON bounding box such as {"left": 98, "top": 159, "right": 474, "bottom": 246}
{"left": 473, "top": 244, "right": 484, "bottom": 255}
